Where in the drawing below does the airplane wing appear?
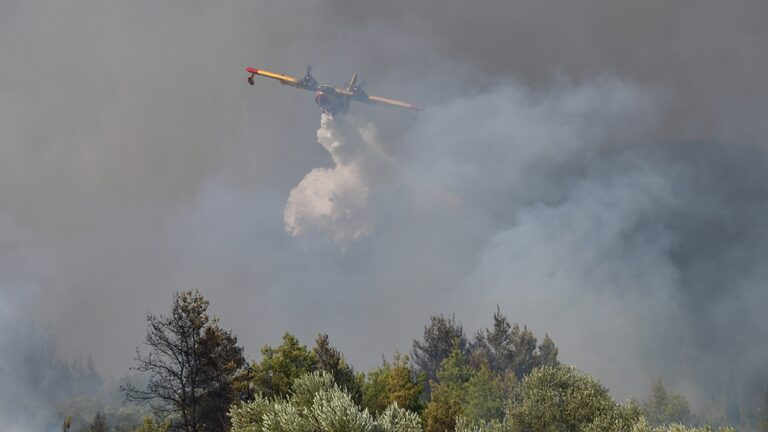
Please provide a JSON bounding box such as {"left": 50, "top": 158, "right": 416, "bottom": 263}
{"left": 246, "top": 67, "right": 313, "bottom": 90}
{"left": 331, "top": 84, "right": 421, "bottom": 111}
{"left": 365, "top": 94, "right": 421, "bottom": 111}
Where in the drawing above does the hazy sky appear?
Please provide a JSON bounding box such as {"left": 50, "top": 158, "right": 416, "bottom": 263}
{"left": 2, "top": 0, "right": 767, "bottom": 413}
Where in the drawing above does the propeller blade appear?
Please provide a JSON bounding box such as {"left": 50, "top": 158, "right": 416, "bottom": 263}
{"left": 306, "top": 64, "right": 313, "bottom": 75}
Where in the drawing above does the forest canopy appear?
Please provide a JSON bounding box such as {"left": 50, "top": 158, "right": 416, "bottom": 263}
{"left": 50, "top": 290, "right": 764, "bottom": 432}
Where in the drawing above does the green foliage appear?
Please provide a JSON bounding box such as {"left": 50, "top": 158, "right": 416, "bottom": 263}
{"left": 133, "top": 417, "right": 171, "bottom": 432}
{"left": 123, "top": 289, "right": 247, "bottom": 432}
{"left": 56, "top": 395, "right": 151, "bottom": 432}
{"left": 377, "top": 404, "right": 422, "bottom": 432}
{"left": 438, "top": 345, "right": 474, "bottom": 387}
{"left": 313, "top": 333, "right": 363, "bottom": 404}
{"left": 67, "top": 294, "right": 765, "bottom": 432}
{"left": 248, "top": 333, "right": 365, "bottom": 406}
{"left": 454, "top": 416, "right": 506, "bottom": 432}
{"left": 423, "top": 383, "right": 463, "bottom": 432}
{"left": 642, "top": 379, "right": 692, "bottom": 426}
{"left": 230, "top": 371, "right": 419, "bottom": 432}
{"left": 699, "top": 397, "right": 727, "bottom": 430}
{"left": 363, "top": 354, "right": 424, "bottom": 416}
{"left": 412, "top": 315, "right": 468, "bottom": 396}
{"left": 462, "top": 366, "right": 505, "bottom": 423}
{"left": 309, "top": 386, "right": 376, "bottom": 431}
{"left": 424, "top": 344, "right": 509, "bottom": 431}
{"left": 424, "top": 345, "right": 472, "bottom": 432}
{"left": 506, "top": 365, "right": 618, "bottom": 432}
{"left": 290, "top": 371, "right": 336, "bottom": 409}
{"left": 386, "top": 354, "right": 424, "bottom": 414}
{"left": 248, "top": 333, "right": 317, "bottom": 399}
{"left": 198, "top": 323, "right": 249, "bottom": 431}
{"left": 261, "top": 401, "right": 310, "bottom": 431}
{"left": 470, "top": 308, "right": 559, "bottom": 381}
{"left": 630, "top": 417, "right": 737, "bottom": 432}
{"left": 363, "top": 362, "right": 391, "bottom": 415}
{"left": 537, "top": 335, "right": 558, "bottom": 370}
{"left": 583, "top": 400, "right": 644, "bottom": 432}
{"left": 228, "top": 394, "right": 272, "bottom": 432}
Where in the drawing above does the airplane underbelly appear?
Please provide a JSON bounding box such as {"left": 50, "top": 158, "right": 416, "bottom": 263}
{"left": 314, "top": 92, "right": 346, "bottom": 114}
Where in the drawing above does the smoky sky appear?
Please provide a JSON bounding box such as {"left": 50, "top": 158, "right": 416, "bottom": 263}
{"left": 2, "top": 0, "right": 768, "bottom": 421}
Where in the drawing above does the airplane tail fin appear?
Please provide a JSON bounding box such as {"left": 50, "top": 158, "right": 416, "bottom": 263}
{"left": 347, "top": 73, "right": 358, "bottom": 90}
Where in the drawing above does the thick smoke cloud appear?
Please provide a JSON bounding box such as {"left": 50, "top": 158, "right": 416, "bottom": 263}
{"left": 2, "top": 0, "right": 767, "bottom": 425}
{"left": 280, "top": 77, "right": 768, "bottom": 404}
{"left": 328, "top": 0, "right": 768, "bottom": 146}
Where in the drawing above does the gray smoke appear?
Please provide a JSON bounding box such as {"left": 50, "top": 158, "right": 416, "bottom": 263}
{"left": 2, "top": 0, "right": 768, "bottom": 426}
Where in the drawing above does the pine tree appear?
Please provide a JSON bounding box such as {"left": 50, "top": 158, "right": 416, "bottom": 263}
{"left": 362, "top": 354, "right": 423, "bottom": 416}
{"left": 412, "top": 315, "right": 467, "bottom": 397}
{"left": 462, "top": 366, "right": 504, "bottom": 423}
{"left": 313, "top": 333, "right": 362, "bottom": 404}
{"left": 470, "top": 307, "right": 512, "bottom": 373}
{"left": 469, "top": 308, "right": 559, "bottom": 380}
{"left": 248, "top": 332, "right": 316, "bottom": 399}
{"left": 363, "top": 359, "right": 392, "bottom": 415}
{"left": 88, "top": 412, "right": 108, "bottom": 432}
{"left": 423, "top": 344, "right": 472, "bottom": 432}
{"left": 123, "top": 290, "right": 246, "bottom": 432}
{"left": 642, "top": 378, "right": 691, "bottom": 426}
{"left": 536, "top": 334, "right": 559, "bottom": 368}
{"left": 387, "top": 354, "right": 423, "bottom": 414}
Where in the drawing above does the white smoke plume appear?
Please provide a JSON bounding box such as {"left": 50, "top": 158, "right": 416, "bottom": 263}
{"left": 284, "top": 114, "right": 386, "bottom": 245}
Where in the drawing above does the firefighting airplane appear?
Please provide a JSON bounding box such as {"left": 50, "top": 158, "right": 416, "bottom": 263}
{"left": 245, "top": 65, "right": 420, "bottom": 115}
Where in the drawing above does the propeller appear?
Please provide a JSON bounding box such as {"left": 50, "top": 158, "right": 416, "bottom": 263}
{"left": 306, "top": 64, "right": 313, "bottom": 77}
{"left": 357, "top": 79, "right": 367, "bottom": 89}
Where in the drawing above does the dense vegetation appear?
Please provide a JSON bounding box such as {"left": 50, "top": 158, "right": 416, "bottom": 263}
{"left": 55, "top": 290, "right": 767, "bottom": 432}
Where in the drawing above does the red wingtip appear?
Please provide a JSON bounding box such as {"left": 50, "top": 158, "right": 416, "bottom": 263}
{"left": 245, "top": 67, "right": 259, "bottom": 74}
